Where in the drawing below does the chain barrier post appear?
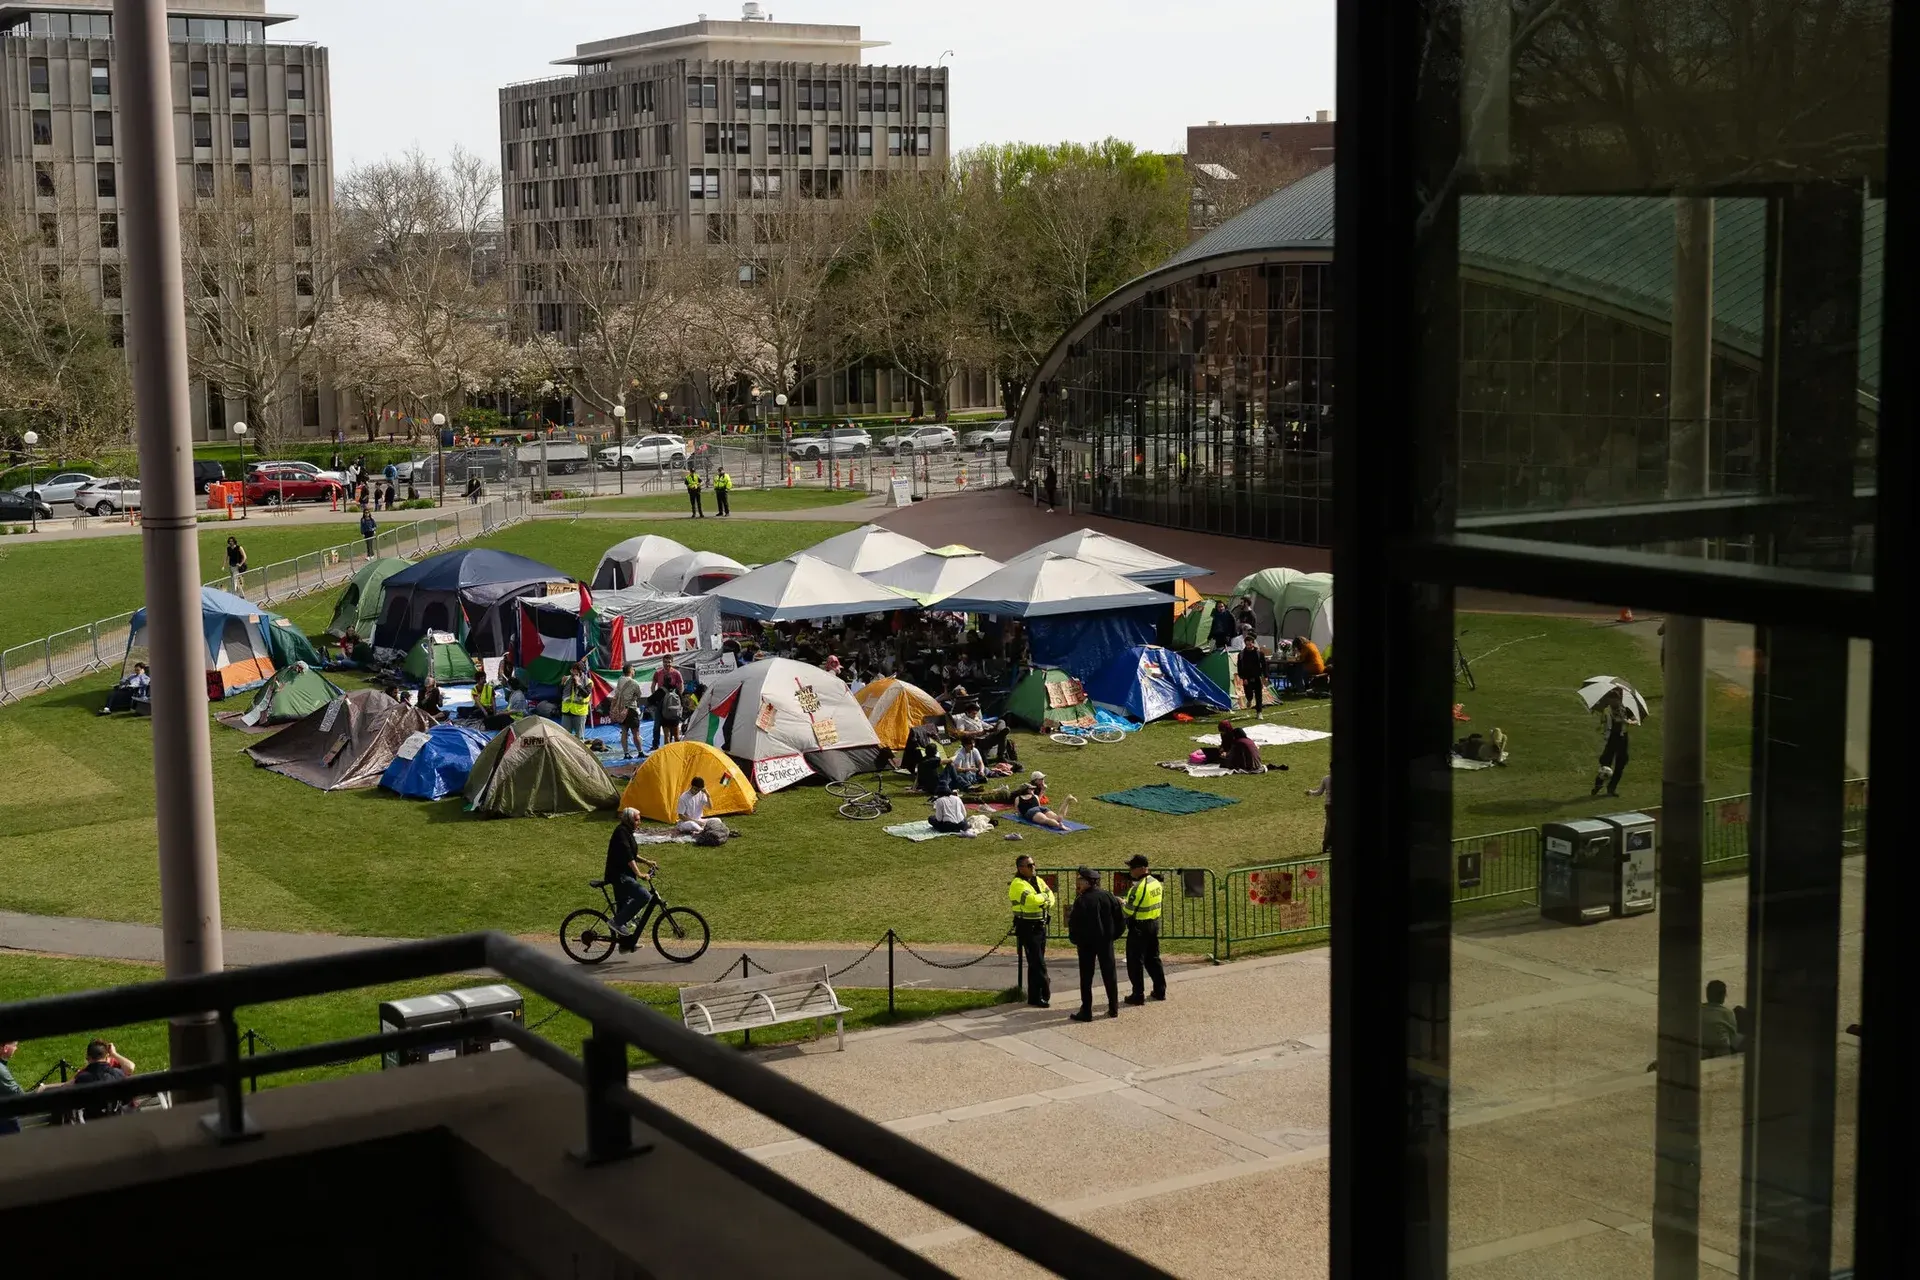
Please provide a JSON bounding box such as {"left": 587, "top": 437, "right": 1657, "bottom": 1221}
{"left": 741, "top": 953, "right": 753, "bottom": 1048}
{"left": 887, "top": 929, "right": 896, "bottom": 1015}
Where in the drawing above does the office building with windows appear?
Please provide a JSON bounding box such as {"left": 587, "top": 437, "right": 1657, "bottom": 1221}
{"left": 497, "top": 6, "right": 997, "bottom": 420}
{"left": 1, "top": 0, "right": 335, "bottom": 440}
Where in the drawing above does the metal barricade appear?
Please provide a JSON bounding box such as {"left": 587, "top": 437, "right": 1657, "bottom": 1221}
{"left": 1035, "top": 866, "right": 1217, "bottom": 954}
{"left": 1220, "top": 858, "right": 1331, "bottom": 957}
{"left": 1449, "top": 825, "right": 1543, "bottom": 905}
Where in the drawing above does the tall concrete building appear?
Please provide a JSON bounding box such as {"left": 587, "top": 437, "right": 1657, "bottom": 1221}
{"left": 498, "top": 5, "right": 996, "bottom": 419}
{"left": 1, "top": 0, "right": 335, "bottom": 441}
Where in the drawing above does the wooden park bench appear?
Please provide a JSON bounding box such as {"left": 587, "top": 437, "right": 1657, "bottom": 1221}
{"left": 678, "top": 964, "right": 851, "bottom": 1051}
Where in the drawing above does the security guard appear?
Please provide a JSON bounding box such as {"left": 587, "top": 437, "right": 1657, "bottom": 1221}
{"left": 1008, "top": 853, "right": 1056, "bottom": 1007}
{"left": 1122, "top": 853, "right": 1166, "bottom": 1004}
{"left": 683, "top": 466, "right": 705, "bottom": 518}
{"left": 713, "top": 466, "right": 734, "bottom": 517}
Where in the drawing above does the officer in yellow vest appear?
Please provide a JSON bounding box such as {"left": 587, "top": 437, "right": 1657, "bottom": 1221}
{"left": 683, "top": 466, "right": 705, "bottom": 518}
{"left": 475, "top": 676, "right": 497, "bottom": 717}
{"left": 713, "top": 466, "right": 733, "bottom": 517}
{"left": 1008, "top": 853, "right": 1056, "bottom": 1007}
{"left": 1122, "top": 853, "right": 1166, "bottom": 1004}
{"left": 559, "top": 659, "right": 594, "bottom": 738}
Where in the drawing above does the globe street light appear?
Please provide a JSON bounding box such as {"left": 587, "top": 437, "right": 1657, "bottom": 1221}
{"left": 612, "top": 403, "right": 628, "bottom": 494}
{"left": 21, "top": 430, "right": 38, "bottom": 532}
{"left": 431, "top": 411, "right": 447, "bottom": 507}
{"left": 232, "top": 422, "right": 248, "bottom": 518}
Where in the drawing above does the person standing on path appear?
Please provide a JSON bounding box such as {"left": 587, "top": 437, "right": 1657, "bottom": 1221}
{"left": 1307, "top": 770, "right": 1332, "bottom": 854}
{"left": 225, "top": 535, "right": 247, "bottom": 592}
{"left": 683, "top": 466, "right": 705, "bottom": 518}
{"left": 1008, "top": 853, "right": 1055, "bottom": 1008}
{"left": 1121, "top": 853, "right": 1166, "bottom": 1004}
{"left": 611, "top": 663, "right": 646, "bottom": 758}
{"left": 1067, "top": 866, "right": 1125, "bottom": 1022}
{"left": 713, "top": 466, "right": 733, "bottom": 517}
{"left": 1591, "top": 689, "right": 1633, "bottom": 797}
{"left": 359, "top": 504, "right": 378, "bottom": 558}
{"left": 559, "top": 659, "right": 594, "bottom": 738}
{"left": 1237, "top": 633, "right": 1268, "bottom": 717}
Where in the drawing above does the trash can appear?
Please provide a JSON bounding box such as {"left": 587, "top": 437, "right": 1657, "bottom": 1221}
{"left": 1540, "top": 818, "right": 1616, "bottom": 925}
{"left": 377, "top": 993, "right": 464, "bottom": 1069}
{"left": 1598, "top": 811, "right": 1657, "bottom": 917}
{"left": 447, "top": 984, "right": 525, "bottom": 1056}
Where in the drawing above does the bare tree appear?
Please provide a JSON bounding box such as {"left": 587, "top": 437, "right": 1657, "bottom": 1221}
{"left": 533, "top": 218, "right": 691, "bottom": 421}
{"left": 724, "top": 193, "right": 871, "bottom": 407}
{"left": 1184, "top": 142, "right": 1321, "bottom": 235}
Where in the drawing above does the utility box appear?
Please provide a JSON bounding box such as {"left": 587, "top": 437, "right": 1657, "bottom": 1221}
{"left": 447, "top": 984, "right": 525, "bottom": 1055}
{"left": 377, "top": 993, "right": 464, "bottom": 1069}
{"left": 1598, "top": 811, "right": 1658, "bottom": 917}
{"left": 1540, "top": 818, "right": 1616, "bottom": 925}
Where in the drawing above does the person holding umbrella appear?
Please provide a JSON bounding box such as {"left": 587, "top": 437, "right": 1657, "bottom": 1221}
{"left": 1581, "top": 676, "right": 1646, "bottom": 798}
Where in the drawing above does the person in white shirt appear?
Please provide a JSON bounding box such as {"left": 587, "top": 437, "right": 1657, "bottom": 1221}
{"left": 675, "top": 778, "right": 710, "bottom": 834}
{"left": 929, "top": 787, "right": 972, "bottom": 835}
{"left": 945, "top": 736, "right": 986, "bottom": 790}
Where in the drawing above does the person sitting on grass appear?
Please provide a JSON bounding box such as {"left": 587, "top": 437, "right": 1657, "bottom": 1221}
{"left": 99, "top": 662, "right": 151, "bottom": 715}
{"left": 417, "top": 675, "right": 444, "bottom": 718}
{"left": 944, "top": 734, "right": 987, "bottom": 791}
{"left": 929, "top": 786, "right": 973, "bottom": 836}
{"left": 1218, "top": 724, "right": 1267, "bottom": 773}
{"left": 1015, "top": 772, "right": 1075, "bottom": 830}
{"left": 675, "top": 776, "right": 710, "bottom": 835}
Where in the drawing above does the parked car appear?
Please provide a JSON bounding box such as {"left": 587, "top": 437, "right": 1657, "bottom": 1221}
{"left": 514, "top": 439, "right": 594, "bottom": 475}
{"left": 884, "top": 425, "right": 958, "bottom": 455}
{"left": 961, "top": 420, "right": 1015, "bottom": 450}
{"left": 192, "top": 459, "right": 226, "bottom": 493}
{"left": 417, "top": 447, "right": 512, "bottom": 485}
{"left": 597, "top": 434, "right": 690, "bottom": 471}
{"left": 246, "top": 459, "right": 348, "bottom": 485}
{"left": 0, "top": 490, "right": 53, "bottom": 522}
{"left": 11, "top": 471, "right": 102, "bottom": 505}
{"left": 74, "top": 477, "right": 142, "bottom": 516}
{"left": 786, "top": 426, "right": 873, "bottom": 459}
{"left": 244, "top": 467, "right": 342, "bottom": 506}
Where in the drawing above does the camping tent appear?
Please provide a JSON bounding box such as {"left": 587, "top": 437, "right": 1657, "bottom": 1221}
{"left": 1171, "top": 597, "right": 1216, "bottom": 650}
{"left": 403, "top": 631, "right": 479, "bottom": 684}
{"left": 618, "top": 740, "right": 756, "bottom": 822}
{"left": 589, "top": 587, "right": 723, "bottom": 673}
{"left": 1233, "top": 568, "right": 1334, "bottom": 649}
{"left": 860, "top": 546, "right": 1003, "bottom": 605}
{"left": 128, "top": 585, "right": 277, "bottom": 697}
{"left": 591, "top": 535, "right": 690, "bottom": 591}
{"left": 647, "top": 550, "right": 748, "bottom": 596}
{"left": 801, "top": 524, "right": 930, "bottom": 574}
{"left": 1197, "top": 651, "right": 1248, "bottom": 710}
{"left": 239, "top": 662, "right": 343, "bottom": 726}
{"left": 261, "top": 613, "right": 325, "bottom": 671}
{"left": 1085, "top": 645, "right": 1232, "bottom": 723}
{"left": 244, "top": 689, "right": 434, "bottom": 791}
{"left": 853, "top": 676, "right": 945, "bottom": 750}
{"left": 1003, "top": 528, "right": 1211, "bottom": 584}
{"left": 462, "top": 716, "right": 619, "bottom": 816}
{"left": 935, "top": 553, "right": 1174, "bottom": 618}
{"left": 325, "top": 557, "right": 411, "bottom": 639}
{"left": 374, "top": 548, "right": 571, "bottom": 655}
{"left": 380, "top": 723, "right": 491, "bottom": 800}
{"left": 707, "top": 555, "right": 917, "bottom": 623}
{"left": 1002, "top": 666, "right": 1095, "bottom": 732}
{"left": 684, "top": 657, "right": 888, "bottom": 790}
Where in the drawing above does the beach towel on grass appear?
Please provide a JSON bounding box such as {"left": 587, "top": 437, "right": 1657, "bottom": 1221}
{"left": 1096, "top": 784, "right": 1240, "bottom": 815}
{"left": 1191, "top": 724, "right": 1329, "bottom": 748}
{"left": 885, "top": 815, "right": 992, "bottom": 841}
{"left": 1448, "top": 755, "right": 1494, "bottom": 770}
{"left": 634, "top": 831, "right": 700, "bottom": 845}
{"left": 1158, "top": 759, "right": 1237, "bottom": 778}
{"left": 1007, "top": 812, "right": 1091, "bottom": 833}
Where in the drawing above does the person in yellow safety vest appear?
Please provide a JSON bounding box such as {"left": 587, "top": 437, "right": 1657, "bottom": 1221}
{"left": 475, "top": 677, "right": 497, "bottom": 717}
{"left": 1008, "top": 852, "right": 1056, "bottom": 1008}
{"left": 713, "top": 467, "right": 733, "bottom": 517}
{"left": 559, "top": 659, "right": 594, "bottom": 739}
{"left": 683, "top": 466, "right": 705, "bottom": 519}
{"left": 1121, "top": 853, "right": 1167, "bottom": 1004}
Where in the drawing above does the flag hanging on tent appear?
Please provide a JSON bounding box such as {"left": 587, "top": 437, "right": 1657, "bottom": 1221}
{"left": 705, "top": 686, "right": 741, "bottom": 750}
{"left": 518, "top": 598, "right": 590, "bottom": 689}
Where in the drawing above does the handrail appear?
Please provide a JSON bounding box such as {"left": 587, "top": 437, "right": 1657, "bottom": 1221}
{"left": 0, "top": 930, "right": 1173, "bottom": 1280}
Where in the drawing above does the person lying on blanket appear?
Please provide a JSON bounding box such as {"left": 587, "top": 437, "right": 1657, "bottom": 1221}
{"left": 1015, "top": 771, "right": 1076, "bottom": 830}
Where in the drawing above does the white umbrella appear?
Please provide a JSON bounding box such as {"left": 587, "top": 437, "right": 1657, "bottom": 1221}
{"left": 1579, "top": 675, "right": 1648, "bottom": 723}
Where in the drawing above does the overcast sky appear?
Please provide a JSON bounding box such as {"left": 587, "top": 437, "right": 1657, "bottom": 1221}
{"left": 283, "top": 0, "right": 1336, "bottom": 174}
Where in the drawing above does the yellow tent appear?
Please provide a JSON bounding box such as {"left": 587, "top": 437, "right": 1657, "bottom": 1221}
{"left": 853, "top": 677, "right": 945, "bottom": 750}
{"left": 1171, "top": 578, "right": 1205, "bottom": 617}
{"left": 618, "top": 741, "right": 757, "bottom": 823}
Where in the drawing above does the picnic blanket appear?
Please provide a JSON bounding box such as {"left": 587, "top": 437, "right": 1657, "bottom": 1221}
{"left": 1448, "top": 755, "right": 1495, "bottom": 770}
{"left": 884, "top": 815, "right": 994, "bottom": 841}
{"left": 634, "top": 832, "right": 699, "bottom": 845}
{"left": 1191, "top": 724, "right": 1329, "bottom": 747}
{"left": 1158, "top": 759, "right": 1239, "bottom": 778}
{"left": 1006, "top": 811, "right": 1091, "bottom": 833}
{"left": 1096, "top": 784, "right": 1240, "bottom": 815}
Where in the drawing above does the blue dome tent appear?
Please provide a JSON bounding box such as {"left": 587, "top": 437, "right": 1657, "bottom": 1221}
{"left": 379, "top": 723, "right": 492, "bottom": 800}
{"left": 1084, "top": 645, "right": 1232, "bottom": 724}
{"left": 127, "top": 585, "right": 278, "bottom": 698}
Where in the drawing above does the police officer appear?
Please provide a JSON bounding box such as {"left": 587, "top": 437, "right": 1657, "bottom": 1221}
{"left": 683, "top": 465, "right": 705, "bottom": 518}
{"left": 1067, "top": 865, "right": 1125, "bottom": 1022}
{"left": 713, "top": 466, "right": 733, "bottom": 517}
{"left": 1008, "top": 853, "right": 1055, "bottom": 1007}
{"left": 1122, "top": 853, "right": 1166, "bottom": 1004}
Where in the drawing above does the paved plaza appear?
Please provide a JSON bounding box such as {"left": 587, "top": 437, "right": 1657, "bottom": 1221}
{"left": 636, "top": 860, "right": 1864, "bottom": 1278}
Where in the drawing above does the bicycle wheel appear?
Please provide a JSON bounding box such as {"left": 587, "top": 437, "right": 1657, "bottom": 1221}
{"left": 560, "top": 908, "right": 616, "bottom": 965}
{"left": 839, "top": 797, "right": 890, "bottom": 820}
{"left": 653, "top": 906, "right": 711, "bottom": 963}
{"left": 1090, "top": 729, "right": 1127, "bottom": 744}
{"left": 825, "top": 779, "right": 870, "bottom": 799}
{"left": 1050, "top": 732, "right": 1090, "bottom": 747}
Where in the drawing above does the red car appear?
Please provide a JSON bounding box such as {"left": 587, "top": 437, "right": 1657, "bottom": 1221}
{"left": 244, "top": 468, "right": 342, "bottom": 506}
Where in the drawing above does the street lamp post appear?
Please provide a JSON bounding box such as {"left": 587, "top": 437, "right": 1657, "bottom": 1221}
{"left": 431, "top": 412, "right": 446, "bottom": 507}
{"left": 775, "top": 393, "right": 789, "bottom": 491}
{"left": 232, "top": 422, "right": 248, "bottom": 518}
{"left": 612, "top": 403, "right": 627, "bottom": 495}
{"left": 21, "top": 430, "right": 38, "bottom": 532}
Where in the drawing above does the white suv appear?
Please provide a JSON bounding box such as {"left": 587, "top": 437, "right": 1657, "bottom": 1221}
{"left": 884, "top": 426, "right": 957, "bottom": 455}
{"left": 598, "top": 434, "right": 689, "bottom": 470}
{"left": 787, "top": 426, "right": 873, "bottom": 459}
{"left": 74, "top": 477, "right": 142, "bottom": 515}
{"left": 962, "top": 420, "right": 1014, "bottom": 449}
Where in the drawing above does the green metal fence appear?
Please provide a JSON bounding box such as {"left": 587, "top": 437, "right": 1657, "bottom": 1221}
{"left": 1220, "top": 858, "right": 1332, "bottom": 958}
{"left": 1035, "top": 866, "right": 1218, "bottom": 955}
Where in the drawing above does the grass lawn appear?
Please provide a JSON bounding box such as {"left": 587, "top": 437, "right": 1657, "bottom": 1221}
{"left": 0, "top": 525, "right": 377, "bottom": 652}
{"left": 0, "top": 953, "right": 1006, "bottom": 1094}
{"left": 570, "top": 489, "right": 871, "bottom": 514}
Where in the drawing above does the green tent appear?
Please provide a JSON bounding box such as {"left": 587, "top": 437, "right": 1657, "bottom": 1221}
{"left": 1198, "top": 651, "right": 1247, "bottom": 711}
{"left": 1233, "top": 568, "right": 1334, "bottom": 650}
{"left": 262, "top": 613, "right": 325, "bottom": 670}
{"left": 326, "top": 556, "right": 411, "bottom": 640}
{"left": 403, "top": 632, "right": 478, "bottom": 684}
{"left": 240, "top": 662, "right": 344, "bottom": 726}
{"left": 463, "top": 716, "right": 618, "bottom": 817}
{"left": 1172, "top": 599, "right": 1216, "bottom": 650}
{"left": 1003, "top": 666, "right": 1095, "bottom": 732}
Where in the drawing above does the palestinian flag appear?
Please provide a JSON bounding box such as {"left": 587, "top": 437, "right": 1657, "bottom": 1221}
{"left": 705, "top": 686, "right": 741, "bottom": 750}
{"left": 518, "top": 596, "right": 589, "bottom": 689}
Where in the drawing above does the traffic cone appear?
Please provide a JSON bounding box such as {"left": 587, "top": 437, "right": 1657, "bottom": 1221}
{"left": 1618, "top": 608, "right": 1635, "bottom": 623}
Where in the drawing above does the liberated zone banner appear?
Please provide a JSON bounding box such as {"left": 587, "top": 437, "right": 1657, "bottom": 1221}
{"left": 615, "top": 614, "right": 703, "bottom": 662}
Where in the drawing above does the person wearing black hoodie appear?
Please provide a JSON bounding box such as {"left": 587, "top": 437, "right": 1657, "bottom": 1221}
{"left": 1067, "top": 866, "right": 1127, "bottom": 1022}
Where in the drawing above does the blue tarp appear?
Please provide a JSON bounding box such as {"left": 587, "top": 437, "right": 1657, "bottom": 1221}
{"left": 1027, "top": 607, "right": 1161, "bottom": 675}
{"left": 379, "top": 723, "right": 491, "bottom": 799}
{"left": 1083, "top": 645, "right": 1232, "bottom": 723}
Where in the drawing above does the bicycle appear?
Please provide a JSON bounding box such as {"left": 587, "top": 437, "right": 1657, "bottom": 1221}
{"left": 1048, "top": 726, "right": 1126, "bottom": 746}
{"left": 559, "top": 872, "right": 711, "bottom": 965}
{"left": 832, "top": 769, "right": 894, "bottom": 820}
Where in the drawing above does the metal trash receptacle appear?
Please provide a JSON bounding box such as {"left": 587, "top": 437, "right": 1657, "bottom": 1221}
{"left": 377, "top": 993, "right": 464, "bottom": 1069}
{"left": 1540, "top": 818, "right": 1615, "bottom": 925}
{"left": 448, "top": 984, "right": 525, "bottom": 1056}
{"left": 1598, "top": 811, "right": 1657, "bottom": 917}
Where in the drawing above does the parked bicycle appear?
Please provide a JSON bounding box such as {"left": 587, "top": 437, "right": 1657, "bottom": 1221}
{"left": 559, "top": 871, "right": 710, "bottom": 965}
{"left": 1048, "top": 727, "right": 1127, "bottom": 746}
{"left": 828, "top": 770, "right": 895, "bottom": 820}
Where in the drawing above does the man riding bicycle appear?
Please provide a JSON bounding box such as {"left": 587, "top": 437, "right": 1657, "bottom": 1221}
{"left": 605, "top": 808, "right": 659, "bottom": 943}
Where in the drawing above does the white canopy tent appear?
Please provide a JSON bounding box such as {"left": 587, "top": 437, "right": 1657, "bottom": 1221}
{"left": 800, "top": 523, "right": 932, "bottom": 574}
{"left": 1002, "top": 528, "right": 1210, "bottom": 584}
{"left": 934, "top": 552, "right": 1175, "bottom": 618}
{"left": 707, "top": 554, "right": 918, "bottom": 622}
{"left": 860, "top": 545, "right": 1004, "bottom": 605}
